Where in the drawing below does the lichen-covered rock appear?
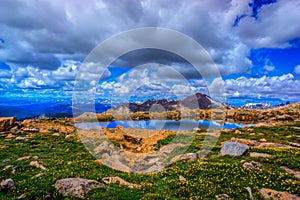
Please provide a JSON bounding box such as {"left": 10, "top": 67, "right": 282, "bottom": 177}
{"left": 54, "top": 178, "right": 104, "bottom": 199}
{"left": 220, "top": 141, "right": 249, "bottom": 156}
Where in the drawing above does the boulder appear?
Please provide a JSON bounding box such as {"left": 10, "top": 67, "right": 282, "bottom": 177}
{"left": 260, "top": 188, "right": 300, "bottom": 200}
{"left": 0, "top": 178, "right": 16, "bottom": 191}
{"left": 54, "top": 178, "right": 104, "bottom": 199}
{"left": 220, "top": 141, "right": 249, "bottom": 156}
{"left": 0, "top": 117, "right": 16, "bottom": 132}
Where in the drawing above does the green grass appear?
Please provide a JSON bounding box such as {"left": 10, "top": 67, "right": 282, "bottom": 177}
{"left": 1, "top": 122, "right": 300, "bottom": 199}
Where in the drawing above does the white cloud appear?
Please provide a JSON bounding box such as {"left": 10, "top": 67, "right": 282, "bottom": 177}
{"left": 223, "top": 73, "right": 300, "bottom": 100}
{"left": 237, "top": 0, "right": 300, "bottom": 48}
{"left": 294, "top": 65, "right": 300, "bottom": 75}
{"left": 264, "top": 65, "right": 275, "bottom": 72}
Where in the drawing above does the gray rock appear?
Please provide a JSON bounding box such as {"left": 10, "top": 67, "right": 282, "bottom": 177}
{"left": 243, "top": 161, "right": 262, "bottom": 170}
{"left": 216, "top": 194, "right": 230, "bottom": 200}
{"left": 10, "top": 126, "right": 20, "bottom": 134}
{"left": 23, "top": 128, "right": 39, "bottom": 133}
{"left": 65, "top": 134, "right": 75, "bottom": 139}
{"left": 54, "top": 178, "right": 104, "bottom": 199}
{"left": 0, "top": 178, "right": 16, "bottom": 191}
{"left": 220, "top": 141, "right": 249, "bottom": 156}
{"left": 15, "top": 136, "right": 28, "bottom": 141}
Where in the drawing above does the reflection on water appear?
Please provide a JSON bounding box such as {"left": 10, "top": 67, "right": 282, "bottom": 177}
{"left": 76, "top": 119, "right": 248, "bottom": 131}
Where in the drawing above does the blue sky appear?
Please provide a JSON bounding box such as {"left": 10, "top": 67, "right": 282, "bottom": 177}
{"left": 0, "top": 0, "right": 300, "bottom": 106}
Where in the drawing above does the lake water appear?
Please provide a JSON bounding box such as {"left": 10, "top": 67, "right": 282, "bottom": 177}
{"left": 76, "top": 119, "right": 249, "bottom": 131}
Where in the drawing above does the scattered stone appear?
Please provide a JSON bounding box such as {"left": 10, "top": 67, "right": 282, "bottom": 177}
{"left": 215, "top": 193, "right": 230, "bottom": 200}
{"left": 258, "top": 132, "right": 265, "bottom": 136}
{"left": 159, "top": 143, "right": 185, "bottom": 154}
{"left": 260, "top": 188, "right": 300, "bottom": 200}
{"left": 5, "top": 133, "right": 15, "bottom": 139}
{"left": 23, "top": 128, "right": 39, "bottom": 133}
{"left": 31, "top": 173, "right": 43, "bottom": 179}
{"left": 246, "top": 187, "right": 254, "bottom": 200}
{"left": 289, "top": 142, "right": 300, "bottom": 148}
{"left": 2, "top": 165, "right": 12, "bottom": 171}
{"left": 137, "top": 165, "right": 163, "bottom": 174}
{"left": 255, "top": 142, "right": 289, "bottom": 148}
{"left": 259, "top": 138, "right": 267, "bottom": 143}
{"left": 170, "top": 153, "right": 197, "bottom": 163}
{"left": 0, "top": 178, "right": 16, "bottom": 191}
{"left": 43, "top": 194, "right": 51, "bottom": 200}
{"left": 10, "top": 126, "right": 20, "bottom": 134}
{"left": 65, "top": 134, "right": 75, "bottom": 139}
{"left": 17, "top": 156, "right": 32, "bottom": 161}
{"left": 243, "top": 161, "right": 262, "bottom": 170}
{"left": 280, "top": 166, "right": 300, "bottom": 179}
{"left": 52, "top": 133, "right": 60, "bottom": 136}
{"left": 250, "top": 152, "right": 271, "bottom": 158}
{"left": 230, "top": 137, "right": 259, "bottom": 146}
{"left": 0, "top": 117, "right": 16, "bottom": 132}
{"left": 234, "top": 130, "right": 241, "bottom": 134}
{"left": 29, "top": 161, "right": 47, "bottom": 170}
{"left": 15, "top": 136, "right": 28, "bottom": 141}
{"left": 2, "top": 159, "right": 10, "bottom": 163}
{"left": 102, "top": 176, "right": 138, "bottom": 188}
{"left": 179, "top": 175, "right": 186, "bottom": 181}
{"left": 93, "top": 141, "right": 110, "bottom": 154}
{"left": 17, "top": 194, "right": 26, "bottom": 199}
{"left": 286, "top": 135, "right": 293, "bottom": 139}
{"left": 220, "top": 141, "right": 249, "bottom": 156}
{"left": 25, "top": 133, "right": 36, "bottom": 139}
{"left": 54, "top": 178, "right": 104, "bottom": 199}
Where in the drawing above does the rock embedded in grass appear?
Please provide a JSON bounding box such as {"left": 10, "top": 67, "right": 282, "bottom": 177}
{"left": 215, "top": 193, "right": 230, "bottom": 200}
{"left": 220, "top": 141, "right": 249, "bottom": 156}
{"left": 0, "top": 178, "right": 16, "bottom": 192}
{"left": 54, "top": 178, "right": 104, "bottom": 199}
{"left": 102, "top": 176, "right": 138, "bottom": 188}
{"left": 249, "top": 152, "right": 271, "bottom": 158}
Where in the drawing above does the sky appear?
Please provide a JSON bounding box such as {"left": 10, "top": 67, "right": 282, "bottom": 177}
{"left": 0, "top": 0, "right": 300, "bottom": 106}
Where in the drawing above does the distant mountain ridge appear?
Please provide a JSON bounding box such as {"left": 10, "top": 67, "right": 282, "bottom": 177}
{"left": 110, "top": 93, "right": 228, "bottom": 113}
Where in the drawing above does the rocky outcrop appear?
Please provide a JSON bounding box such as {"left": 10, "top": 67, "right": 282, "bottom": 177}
{"left": 54, "top": 178, "right": 104, "bottom": 199}
{"left": 0, "top": 117, "right": 16, "bottom": 132}
{"left": 220, "top": 141, "right": 249, "bottom": 156}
